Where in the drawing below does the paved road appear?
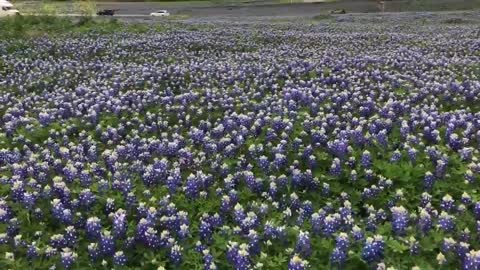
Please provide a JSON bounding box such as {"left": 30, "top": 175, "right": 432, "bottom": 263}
{"left": 93, "top": 0, "right": 480, "bottom": 16}
{"left": 96, "top": 1, "right": 376, "bottom": 17}
{"left": 17, "top": 0, "right": 480, "bottom": 18}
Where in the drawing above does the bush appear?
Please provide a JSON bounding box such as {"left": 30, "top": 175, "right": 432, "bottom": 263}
{"left": 74, "top": 0, "right": 97, "bottom": 17}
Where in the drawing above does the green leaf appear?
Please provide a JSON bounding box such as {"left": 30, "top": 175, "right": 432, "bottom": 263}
{"left": 387, "top": 239, "right": 409, "bottom": 253}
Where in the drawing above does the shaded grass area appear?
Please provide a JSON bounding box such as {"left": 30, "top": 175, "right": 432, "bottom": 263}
{"left": 0, "top": 16, "right": 157, "bottom": 39}
{"left": 380, "top": 0, "right": 480, "bottom": 12}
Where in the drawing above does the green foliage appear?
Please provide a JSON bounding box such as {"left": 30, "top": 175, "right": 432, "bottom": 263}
{"left": 312, "top": 14, "right": 333, "bottom": 21}
{"left": 0, "top": 16, "right": 166, "bottom": 39}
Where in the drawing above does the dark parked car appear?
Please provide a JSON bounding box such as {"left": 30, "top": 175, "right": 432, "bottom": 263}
{"left": 97, "top": 9, "right": 116, "bottom": 16}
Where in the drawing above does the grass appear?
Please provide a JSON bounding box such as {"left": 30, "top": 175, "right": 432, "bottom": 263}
{"left": 0, "top": 16, "right": 162, "bottom": 39}
{"left": 442, "top": 17, "right": 471, "bottom": 24}
{"left": 385, "top": 0, "right": 480, "bottom": 12}
{"left": 14, "top": 1, "right": 95, "bottom": 15}
{"left": 279, "top": 0, "right": 337, "bottom": 3}
{"left": 312, "top": 13, "right": 333, "bottom": 21}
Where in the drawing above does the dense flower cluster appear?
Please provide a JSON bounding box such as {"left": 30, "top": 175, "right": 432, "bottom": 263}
{"left": 0, "top": 13, "right": 480, "bottom": 269}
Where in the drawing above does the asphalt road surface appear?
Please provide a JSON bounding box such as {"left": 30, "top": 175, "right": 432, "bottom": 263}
{"left": 96, "top": 1, "right": 379, "bottom": 17}
{"left": 18, "top": 0, "right": 480, "bottom": 18}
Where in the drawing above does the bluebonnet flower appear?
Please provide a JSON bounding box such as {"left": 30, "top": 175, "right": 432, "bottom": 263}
{"left": 437, "top": 252, "right": 447, "bottom": 266}
{"left": 418, "top": 208, "right": 432, "bottom": 234}
{"left": 322, "top": 182, "right": 330, "bottom": 196}
{"left": 60, "top": 248, "right": 78, "bottom": 269}
{"left": 361, "top": 150, "right": 372, "bottom": 168}
{"left": 391, "top": 206, "right": 409, "bottom": 236}
{"left": 474, "top": 202, "right": 480, "bottom": 220}
{"left": 227, "top": 242, "right": 251, "bottom": 270}
{"left": 100, "top": 230, "right": 115, "bottom": 256}
{"left": 441, "top": 237, "right": 456, "bottom": 253}
{"left": 462, "top": 250, "right": 480, "bottom": 270}
{"left": 258, "top": 156, "right": 270, "bottom": 172}
{"left": 14, "top": 234, "right": 25, "bottom": 249}
{"left": 105, "top": 198, "right": 115, "bottom": 214}
{"left": 465, "top": 170, "right": 476, "bottom": 184}
{"left": 125, "top": 192, "right": 137, "bottom": 208}
{"left": 79, "top": 189, "right": 96, "bottom": 209}
{"left": 330, "top": 247, "right": 347, "bottom": 267}
{"left": 400, "top": 120, "right": 410, "bottom": 139}
{"left": 169, "top": 244, "right": 183, "bottom": 265}
{"left": 144, "top": 227, "right": 160, "bottom": 249}
{"left": 50, "top": 234, "right": 66, "bottom": 249}
{"left": 62, "top": 164, "right": 77, "bottom": 183}
{"left": 295, "top": 231, "right": 311, "bottom": 257}
{"left": 390, "top": 149, "right": 402, "bottom": 163}
{"left": 98, "top": 179, "right": 109, "bottom": 194}
{"left": 64, "top": 226, "right": 77, "bottom": 246}
{"left": 435, "top": 159, "right": 447, "bottom": 179}
{"left": 178, "top": 223, "right": 190, "bottom": 240}
{"left": 460, "top": 228, "right": 471, "bottom": 242}
{"left": 361, "top": 235, "right": 384, "bottom": 264}
{"left": 409, "top": 237, "right": 420, "bottom": 255}
{"left": 88, "top": 243, "right": 101, "bottom": 261}
{"left": 21, "top": 191, "right": 37, "bottom": 210}
{"left": 328, "top": 139, "right": 349, "bottom": 159}
{"left": 0, "top": 208, "right": 11, "bottom": 224}
{"left": 440, "top": 194, "right": 455, "bottom": 212}
{"left": 350, "top": 170, "right": 357, "bottom": 182}
{"left": 240, "top": 211, "right": 259, "bottom": 233}
{"left": 167, "top": 169, "right": 182, "bottom": 194}
{"left": 335, "top": 232, "right": 350, "bottom": 251}
{"left": 437, "top": 212, "right": 455, "bottom": 232}
{"left": 202, "top": 249, "right": 216, "bottom": 270}
{"left": 456, "top": 242, "right": 470, "bottom": 260}
{"left": 420, "top": 192, "right": 432, "bottom": 207}
{"left": 273, "top": 153, "right": 287, "bottom": 171}
{"left": 352, "top": 225, "right": 364, "bottom": 242}
{"left": 27, "top": 242, "right": 40, "bottom": 261}
{"left": 264, "top": 221, "right": 280, "bottom": 240}
{"left": 124, "top": 236, "right": 135, "bottom": 250}
{"left": 448, "top": 134, "right": 462, "bottom": 151}
{"left": 185, "top": 174, "right": 201, "bottom": 199}
{"left": 244, "top": 171, "right": 262, "bottom": 193}
{"left": 407, "top": 147, "right": 417, "bottom": 163}
{"left": 331, "top": 233, "right": 350, "bottom": 266}
{"left": 86, "top": 217, "right": 102, "bottom": 239}
{"left": 323, "top": 214, "right": 340, "bottom": 236}
{"left": 459, "top": 147, "right": 473, "bottom": 161}
{"left": 375, "top": 129, "right": 388, "bottom": 146}
{"left": 79, "top": 170, "right": 92, "bottom": 187}
{"left": 308, "top": 155, "right": 317, "bottom": 169}
{"left": 330, "top": 158, "right": 342, "bottom": 176}
{"left": 11, "top": 180, "right": 25, "bottom": 202}
{"left": 0, "top": 233, "right": 9, "bottom": 244}
{"left": 146, "top": 206, "right": 157, "bottom": 223}
{"left": 199, "top": 219, "right": 213, "bottom": 243}
{"left": 159, "top": 230, "right": 173, "bottom": 248}
{"left": 423, "top": 172, "right": 435, "bottom": 190}
{"left": 113, "top": 209, "right": 127, "bottom": 238}
{"left": 247, "top": 230, "right": 260, "bottom": 255}
{"left": 113, "top": 251, "right": 127, "bottom": 266}
{"left": 289, "top": 255, "right": 309, "bottom": 270}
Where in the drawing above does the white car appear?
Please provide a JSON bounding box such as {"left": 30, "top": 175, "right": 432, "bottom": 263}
{"left": 150, "top": 10, "right": 170, "bottom": 17}
{"left": 0, "top": 0, "right": 20, "bottom": 17}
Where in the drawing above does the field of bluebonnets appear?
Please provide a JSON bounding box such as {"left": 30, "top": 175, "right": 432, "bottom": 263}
{"left": 0, "top": 14, "right": 480, "bottom": 270}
